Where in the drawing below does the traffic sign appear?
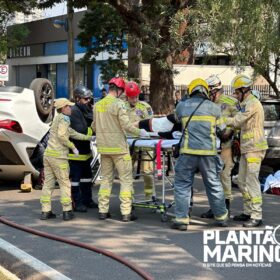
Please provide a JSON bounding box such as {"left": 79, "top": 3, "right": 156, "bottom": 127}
{"left": 0, "top": 64, "right": 9, "bottom": 81}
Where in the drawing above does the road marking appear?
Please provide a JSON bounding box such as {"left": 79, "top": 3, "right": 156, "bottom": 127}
{"left": 0, "top": 238, "right": 72, "bottom": 280}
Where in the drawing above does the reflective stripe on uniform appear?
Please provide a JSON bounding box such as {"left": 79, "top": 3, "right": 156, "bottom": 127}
{"left": 247, "top": 157, "right": 261, "bottom": 163}
{"left": 45, "top": 149, "right": 61, "bottom": 157}
{"left": 214, "top": 210, "right": 228, "bottom": 221}
{"left": 144, "top": 189, "right": 153, "bottom": 194}
{"left": 98, "top": 147, "right": 123, "bottom": 153}
{"left": 87, "top": 127, "right": 93, "bottom": 136}
{"left": 174, "top": 217, "right": 190, "bottom": 224}
{"left": 68, "top": 153, "right": 92, "bottom": 161}
{"left": 242, "top": 192, "right": 251, "bottom": 200}
{"left": 59, "top": 163, "right": 68, "bottom": 169}
{"left": 61, "top": 197, "right": 72, "bottom": 204}
{"left": 80, "top": 178, "right": 92, "bottom": 183}
{"left": 255, "top": 141, "right": 268, "bottom": 149}
{"left": 67, "top": 141, "right": 75, "bottom": 149}
{"left": 119, "top": 191, "right": 132, "bottom": 198}
{"left": 219, "top": 95, "right": 237, "bottom": 106}
{"left": 216, "top": 116, "right": 227, "bottom": 125}
{"left": 40, "top": 195, "right": 51, "bottom": 203}
{"left": 223, "top": 190, "right": 231, "bottom": 197}
{"left": 242, "top": 132, "right": 254, "bottom": 139}
{"left": 181, "top": 115, "right": 216, "bottom": 155}
{"left": 181, "top": 149, "right": 217, "bottom": 156}
{"left": 96, "top": 96, "right": 115, "bottom": 112}
{"left": 71, "top": 182, "right": 80, "bottom": 186}
{"left": 123, "top": 155, "right": 131, "bottom": 161}
{"left": 251, "top": 196, "right": 262, "bottom": 204}
{"left": 98, "top": 189, "right": 111, "bottom": 196}
{"left": 185, "top": 115, "right": 216, "bottom": 123}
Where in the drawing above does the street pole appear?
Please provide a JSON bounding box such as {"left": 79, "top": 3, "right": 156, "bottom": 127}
{"left": 67, "top": 0, "right": 75, "bottom": 99}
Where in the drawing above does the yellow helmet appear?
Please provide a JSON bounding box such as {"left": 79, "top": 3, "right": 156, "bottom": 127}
{"left": 231, "top": 74, "right": 253, "bottom": 90}
{"left": 188, "top": 78, "right": 209, "bottom": 98}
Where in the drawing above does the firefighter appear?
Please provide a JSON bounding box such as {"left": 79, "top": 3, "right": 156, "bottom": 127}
{"left": 40, "top": 98, "right": 92, "bottom": 221}
{"left": 201, "top": 75, "right": 240, "bottom": 219}
{"left": 225, "top": 74, "right": 268, "bottom": 227}
{"left": 124, "top": 81, "right": 154, "bottom": 199}
{"left": 69, "top": 85, "right": 98, "bottom": 213}
{"left": 171, "top": 78, "right": 228, "bottom": 231}
{"left": 92, "top": 77, "right": 149, "bottom": 222}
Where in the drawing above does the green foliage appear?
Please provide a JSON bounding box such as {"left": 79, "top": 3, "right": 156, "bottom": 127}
{"left": 196, "top": 0, "right": 280, "bottom": 94}
{"left": 0, "top": 0, "right": 37, "bottom": 63}
{"left": 78, "top": 2, "right": 128, "bottom": 82}
{"left": 77, "top": 1, "right": 195, "bottom": 75}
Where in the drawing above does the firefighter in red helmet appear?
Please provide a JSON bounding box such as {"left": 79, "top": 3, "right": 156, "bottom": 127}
{"left": 92, "top": 77, "right": 149, "bottom": 222}
{"left": 124, "top": 81, "right": 154, "bottom": 199}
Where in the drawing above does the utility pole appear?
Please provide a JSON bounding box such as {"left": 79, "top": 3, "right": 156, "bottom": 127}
{"left": 67, "top": 0, "right": 75, "bottom": 99}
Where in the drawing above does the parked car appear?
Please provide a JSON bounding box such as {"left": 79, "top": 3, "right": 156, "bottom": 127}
{"left": 0, "top": 78, "right": 54, "bottom": 182}
{"left": 262, "top": 98, "right": 280, "bottom": 170}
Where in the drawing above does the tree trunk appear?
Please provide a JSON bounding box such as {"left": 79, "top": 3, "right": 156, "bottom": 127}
{"left": 262, "top": 68, "right": 280, "bottom": 97}
{"left": 149, "top": 59, "right": 174, "bottom": 115}
{"left": 127, "top": 35, "right": 142, "bottom": 81}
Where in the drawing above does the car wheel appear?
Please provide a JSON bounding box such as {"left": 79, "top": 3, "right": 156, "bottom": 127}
{"left": 29, "top": 78, "right": 54, "bottom": 120}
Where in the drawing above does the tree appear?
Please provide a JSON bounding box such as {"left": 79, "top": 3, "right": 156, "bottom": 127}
{"left": 77, "top": 2, "right": 128, "bottom": 82}
{"left": 196, "top": 0, "right": 280, "bottom": 97}
{"left": 67, "top": 0, "right": 195, "bottom": 114}
{"left": 38, "top": 1, "right": 196, "bottom": 113}
{"left": 0, "top": 0, "right": 37, "bottom": 63}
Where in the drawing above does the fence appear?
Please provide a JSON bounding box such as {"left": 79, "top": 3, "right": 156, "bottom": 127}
{"left": 141, "top": 84, "right": 278, "bottom": 102}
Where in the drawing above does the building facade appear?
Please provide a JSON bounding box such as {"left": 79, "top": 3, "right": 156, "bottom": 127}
{"left": 7, "top": 11, "right": 120, "bottom": 99}
{"left": 7, "top": 11, "right": 268, "bottom": 100}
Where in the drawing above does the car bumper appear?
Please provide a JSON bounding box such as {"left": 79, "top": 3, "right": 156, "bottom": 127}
{"left": 0, "top": 130, "right": 39, "bottom": 181}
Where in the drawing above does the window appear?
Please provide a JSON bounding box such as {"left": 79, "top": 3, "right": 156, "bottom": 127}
{"left": 263, "top": 104, "right": 280, "bottom": 121}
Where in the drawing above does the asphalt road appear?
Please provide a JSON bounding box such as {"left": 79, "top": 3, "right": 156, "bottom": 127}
{"left": 0, "top": 177, "right": 279, "bottom": 280}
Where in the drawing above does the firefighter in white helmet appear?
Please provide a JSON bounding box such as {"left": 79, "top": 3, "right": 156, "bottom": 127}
{"left": 92, "top": 77, "right": 149, "bottom": 222}
{"left": 225, "top": 74, "right": 268, "bottom": 227}
{"left": 40, "top": 98, "right": 93, "bottom": 221}
{"left": 201, "top": 75, "right": 240, "bottom": 219}
{"left": 124, "top": 81, "right": 154, "bottom": 199}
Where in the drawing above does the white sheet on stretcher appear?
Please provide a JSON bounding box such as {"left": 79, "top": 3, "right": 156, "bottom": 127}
{"left": 127, "top": 138, "right": 179, "bottom": 149}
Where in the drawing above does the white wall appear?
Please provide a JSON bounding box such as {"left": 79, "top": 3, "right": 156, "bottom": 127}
{"left": 141, "top": 63, "right": 260, "bottom": 86}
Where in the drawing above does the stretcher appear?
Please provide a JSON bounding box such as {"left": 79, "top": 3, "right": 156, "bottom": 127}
{"left": 127, "top": 137, "right": 179, "bottom": 222}
{"left": 90, "top": 140, "right": 101, "bottom": 183}
{"left": 90, "top": 137, "right": 181, "bottom": 222}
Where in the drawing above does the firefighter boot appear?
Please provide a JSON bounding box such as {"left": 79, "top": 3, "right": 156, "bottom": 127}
{"left": 63, "top": 211, "right": 74, "bottom": 221}
{"left": 40, "top": 211, "right": 56, "bottom": 220}
{"left": 201, "top": 209, "right": 214, "bottom": 219}
{"left": 233, "top": 213, "right": 251, "bottom": 221}
{"left": 122, "top": 213, "right": 138, "bottom": 222}
{"left": 243, "top": 219, "right": 263, "bottom": 228}
{"left": 225, "top": 199, "right": 230, "bottom": 218}
{"left": 99, "top": 212, "right": 111, "bottom": 220}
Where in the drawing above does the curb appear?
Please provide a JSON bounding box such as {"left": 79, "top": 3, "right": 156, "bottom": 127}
{"left": 0, "top": 265, "right": 20, "bottom": 280}
{"left": 0, "top": 238, "right": 72, "bottom": 280}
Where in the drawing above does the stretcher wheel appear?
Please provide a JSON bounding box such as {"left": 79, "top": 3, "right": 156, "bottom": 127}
{"left": 161, "top": 213, "right": 168, "bottom": 223}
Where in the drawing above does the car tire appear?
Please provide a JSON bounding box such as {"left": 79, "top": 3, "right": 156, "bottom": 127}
{"left": 29, "top": 78, "right": 54, "bottom": 120}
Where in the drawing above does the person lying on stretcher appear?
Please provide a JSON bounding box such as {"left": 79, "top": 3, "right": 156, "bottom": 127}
{"left": 135, "top": 113, "right": 233, "bottom": 144}
{"left": 134, "top": 114, "right": 182, "bottom": 139}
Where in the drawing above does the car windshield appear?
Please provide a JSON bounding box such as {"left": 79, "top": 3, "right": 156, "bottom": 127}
{"left": 263, "top": 103, "right": 280, "bottom": 121}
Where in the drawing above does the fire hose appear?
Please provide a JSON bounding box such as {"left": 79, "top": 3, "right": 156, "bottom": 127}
{"left": 0, "top": 216, "right": 154, "bottom": 280}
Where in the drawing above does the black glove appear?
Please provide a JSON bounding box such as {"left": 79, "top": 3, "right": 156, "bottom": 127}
{"left": 232, "top": 139, "right": 241, "bottom": 158}
{"left": 217, "top": 128, "right": 234, "bottom": 143}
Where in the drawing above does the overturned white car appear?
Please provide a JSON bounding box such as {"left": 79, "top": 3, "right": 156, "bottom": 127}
{"left": 0, "top": 78, "right": 54, "bottom": 183}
